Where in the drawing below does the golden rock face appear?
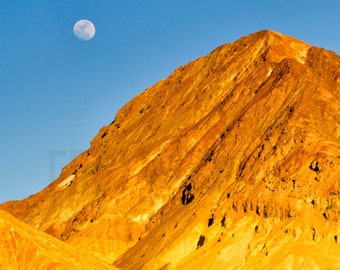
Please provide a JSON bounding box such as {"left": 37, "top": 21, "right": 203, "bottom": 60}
{"left": 1, "top": 30, "right": 340, "bottom": 269}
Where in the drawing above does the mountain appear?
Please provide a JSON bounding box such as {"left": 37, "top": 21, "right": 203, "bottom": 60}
{"left": 1, "top": 30, "right": 340, "bottom": 269}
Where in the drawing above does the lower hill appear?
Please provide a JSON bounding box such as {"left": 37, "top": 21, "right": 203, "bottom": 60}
{"left": 0, "top": 210, "right": 117, "bottom": 269}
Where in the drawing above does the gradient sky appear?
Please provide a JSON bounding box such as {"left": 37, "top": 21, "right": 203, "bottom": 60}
{"left": 1, "top": 0, "right": 339, "bottom": 203}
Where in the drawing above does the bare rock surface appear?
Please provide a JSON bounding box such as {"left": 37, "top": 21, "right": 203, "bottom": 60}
{"left": 1, "top": 30, "right": 340, "bottom": 269}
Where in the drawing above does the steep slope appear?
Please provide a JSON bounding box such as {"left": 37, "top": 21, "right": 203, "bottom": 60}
{"left": 1, "top": 30, "right": 340, "bottom": 269}
{"left": 0, "top": 210, "right": 117, "bottom": 269}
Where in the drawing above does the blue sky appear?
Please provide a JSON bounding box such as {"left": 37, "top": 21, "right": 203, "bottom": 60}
{"left": 1, "top": 0, "right": 339, "bottom": 203}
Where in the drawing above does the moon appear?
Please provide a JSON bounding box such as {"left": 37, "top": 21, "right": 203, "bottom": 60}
{"left": 73, "top": 19, "right": 95, "bottom": 41}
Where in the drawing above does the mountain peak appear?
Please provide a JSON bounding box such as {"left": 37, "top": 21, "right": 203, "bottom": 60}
{"left": 1, "top": 30, "right": 340, "bottom": 269}
{"left": 227, "top": 29, "right": 311, "bottom": 65}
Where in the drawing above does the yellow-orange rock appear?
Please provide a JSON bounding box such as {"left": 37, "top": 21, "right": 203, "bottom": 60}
{"left": 1, "top": 30, "right": 340, "bottom": 269}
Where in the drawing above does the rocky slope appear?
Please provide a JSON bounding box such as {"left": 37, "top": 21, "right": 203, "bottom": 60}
{"left": 1, "top": 30, "right": 340, "bottom": 269}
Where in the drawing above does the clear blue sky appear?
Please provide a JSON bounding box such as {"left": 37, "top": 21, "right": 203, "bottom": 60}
{"left": 1, "top": 0, "right": 339, "bottom": 203}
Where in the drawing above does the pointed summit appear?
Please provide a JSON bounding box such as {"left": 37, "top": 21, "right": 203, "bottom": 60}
{"left": 210, "top": 29, "right": 310, "bottom": 66}
{"left": 1, "top": 30, "right": 340, "bottom": 269}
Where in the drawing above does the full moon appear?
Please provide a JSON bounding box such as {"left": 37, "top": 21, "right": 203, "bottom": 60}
{"left": 73, "top": 19, "right": 95, "bottom": 41}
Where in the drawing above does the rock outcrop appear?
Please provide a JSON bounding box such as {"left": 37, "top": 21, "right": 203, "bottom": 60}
{"left": 1, "top": 30, "right": 340, "bottom": 269}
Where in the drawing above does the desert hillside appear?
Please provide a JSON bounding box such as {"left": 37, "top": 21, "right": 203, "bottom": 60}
{"left": 1, "top": 30, "right": 340, "bottom": 269}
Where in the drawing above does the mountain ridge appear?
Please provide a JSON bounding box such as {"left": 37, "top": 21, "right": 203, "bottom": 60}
{"left": 1, "top": 30, "right": 340, "bottom": 269}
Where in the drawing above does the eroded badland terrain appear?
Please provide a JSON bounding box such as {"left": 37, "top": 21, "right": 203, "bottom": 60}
{"left": 1, "top": 30, "right": 340, "bottom": 269}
